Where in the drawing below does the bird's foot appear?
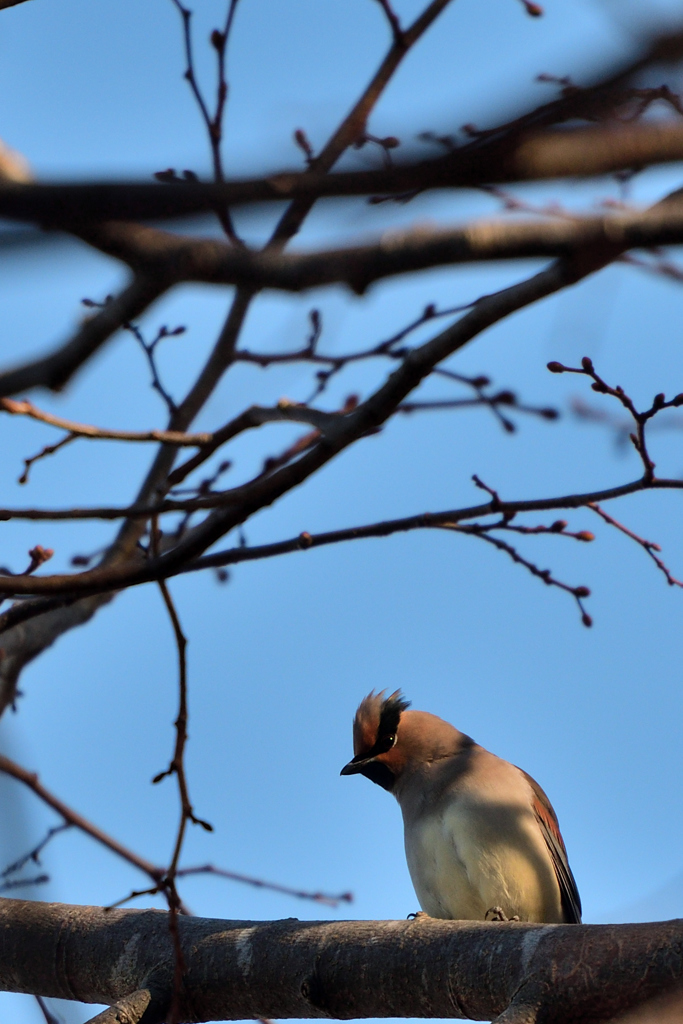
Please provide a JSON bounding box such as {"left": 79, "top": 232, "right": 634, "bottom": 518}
{"left": 485, "top": 906, "right": 520, "bottom": 923}
{"left": 407, "top": 910, "right": 430, "bottom": 920}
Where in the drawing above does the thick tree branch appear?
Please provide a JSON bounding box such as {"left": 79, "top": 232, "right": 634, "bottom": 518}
{"left": 0, "top": 899, "right": 682, "bottom": 1022}
{"left": 74, "top": 201, "right": 683, "bottom": 294}
{"left": 7, "top": 118, "right": 683, "bottom": 228}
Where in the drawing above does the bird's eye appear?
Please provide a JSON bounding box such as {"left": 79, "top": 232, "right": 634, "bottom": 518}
{"left": 385, "top": 735, "right": 395, "bottom": 745}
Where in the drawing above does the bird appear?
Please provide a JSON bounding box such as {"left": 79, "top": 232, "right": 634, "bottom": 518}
{"left": 340, "top": 689, "right": 581, "bottom": 924}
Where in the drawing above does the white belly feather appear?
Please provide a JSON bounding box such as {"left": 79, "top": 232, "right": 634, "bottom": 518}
{"left": 403, "top": 791, "right": 563, "bottom": 923}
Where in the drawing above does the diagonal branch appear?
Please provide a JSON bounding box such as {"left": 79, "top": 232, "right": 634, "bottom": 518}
{"left": 73, "top": 200, "right": 683, "bottom": 295}
{"left": 0, "top": 275, "right": 166, "bottom": 397}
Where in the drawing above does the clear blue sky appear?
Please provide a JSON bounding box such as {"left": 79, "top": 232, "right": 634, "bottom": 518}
{"left": 1, "top": 1, "right": 683, "bottom": 1021}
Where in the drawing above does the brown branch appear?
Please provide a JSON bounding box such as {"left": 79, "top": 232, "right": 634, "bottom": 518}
{"left": 151, "top": 526, "right": 208, "bottom": 1021}
{"left": 11, "top": 118, "right": 683, "bottom": 228}
{"left": 0, "top": 751, "right": 340, "bottom": 920}
{"left": 74, "top": 200, "right": 683, "bottom": 295}
{"left": 17, "top": 431, "right": 76, "bottom": 484}
{"left": 588, "top": 503, "right": 683, "bottom": 587}
{"left": 0, "top": 754, "right": 164, "bottom": 881}
{"left": 0, "top": 0, "right": 462, "bottom": 711}
{"left": 0, "top": 275, "right": 166, "bottom": 397}
{"left": 1, "top": 396, "right": 215, "bottom": 446}
{"left": 0, "top": 822, "right": 70, "bottom": 887}
{"left": 547, "top": 355, "right": 683, "bottom": 482}
{"left": 444, "top": 520, "right": 592, "bottom": 626}
{"left": 82, "top": 988, "right": 166, "bottom": 1024}
{"left": 175, "top": 865, "right": 353, "bottom": 908}
{"left": 0, "top": 753, "right": 162, "bottom": 880}
{"left": 169, "top": 0, "right": 243, "bottom": 244}
{"left": 2, "top": 900, "right": 683, "bottom": 1023}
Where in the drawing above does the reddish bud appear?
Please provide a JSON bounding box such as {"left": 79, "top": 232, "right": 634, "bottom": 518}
{"left": 472, "top": 375, "right": 490, "bottom": 388}
{"left": 581, "top": 356, "right": 594, "bottom": 371}
{"left": 299, "top": 531, "right": 313, "bottom": 549}
{"left": 494, "top": 390, "right": 516, "bottom": 405}
{"left": 540, "top": 407, "right": 559, "bottom": 419}
{"left": 591, "top": 381, "right": 608, "bottom": 393}
{"left": 522, "top": 1, "right": 543, "bottom": 15}
{"left": 293, "top": 128, "right": 314, "bottom": 161}
{"left": 28, "top": 545, "right": 53, "bottom": 565}
{"left": 382, "top": 136, "right": 400, "bottom": 149}
{"left": 671, "top": 393, "right": 683, "bottom": 406}
{"left": 210, "top": 28, "right": 226, "bottom": 50}
{"left": 550, "top": 520, "right": 568, "bottom": 532}
{"left": 574, "top": 585, "right": 591, "bottom": 598}
{"left": 576, "top": 531, "right": 595, "bottom": 542}
{"left": 547, "top": 361, "right": 565, "bottom": 373}
{"left": 423, "top": 303, "right": 436, "bottom": 318}
{"left": 653, "top": 392, "right": 666, "bottom": 408}
{"left": 154, "top": 168, "right": 178, "bottom": 183}
{"left": 581, "top": 612, "right": 593, "bottom": 628}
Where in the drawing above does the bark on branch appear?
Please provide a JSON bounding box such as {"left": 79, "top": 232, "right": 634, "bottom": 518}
{"left": 0, "top": 899, "right": 681, "bottom": 1023}
{"left": 6, "top": 120, "right": 683, "bottom": 226}
{"left": 74, "top": 201, "right": 683, "bottom": 295}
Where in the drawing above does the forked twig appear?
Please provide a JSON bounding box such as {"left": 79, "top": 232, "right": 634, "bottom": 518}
{"left": 588, "top": 503, "right": 683, "bottom": 588}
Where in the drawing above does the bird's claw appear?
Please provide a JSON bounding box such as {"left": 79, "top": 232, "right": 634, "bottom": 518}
{"left": 407, "top": 910, "right": 430, "bottom": 920}
{"left": 485, "top": 906, "right": 519, "bottom": 922}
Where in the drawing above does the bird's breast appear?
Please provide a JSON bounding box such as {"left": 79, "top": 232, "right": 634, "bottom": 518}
{"left": 402, "top": 794, "right": 564, "bottom": 923}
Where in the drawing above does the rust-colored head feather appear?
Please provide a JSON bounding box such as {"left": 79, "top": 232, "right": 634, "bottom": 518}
{"left": 352, "top": 689, "right": 410, "bottom": 757}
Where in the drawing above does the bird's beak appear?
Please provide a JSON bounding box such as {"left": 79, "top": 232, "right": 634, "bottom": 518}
{"left": 340, "top": 755, "right": 374, "bottom": 776}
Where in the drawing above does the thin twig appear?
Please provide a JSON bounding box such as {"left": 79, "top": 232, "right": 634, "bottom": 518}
{"left": 0, "top": 821, "right": 70, "bottom": 881}
{"left": 0, "top": 397, "right": 214, "bottom": 446}
{"left": 151, "top": 518, "right": 208, "bottom": 1023}
{"left": 588, "top": 503, "right": 683, "bottom": 587}
{"left": 175, "top": 864, "right": 353, "bottom": 907}
{"left": 18, "top": 432, "right": 76, "bottom": 485}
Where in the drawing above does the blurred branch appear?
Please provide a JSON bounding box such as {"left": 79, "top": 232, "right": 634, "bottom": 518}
{"left": 588, "top": 503, "right": 683, "bottom": 588}
{"left": 0, "top": 0, "right": 458, "bottom": 709}
{"left": 0, "top": 753, "right": 163, "bottom": 882}
{"left": 73, "top": 201, "right": 683, "bottom": 295}
{"left": 0, "top": 753, "right": 349, "bottom": 915}
{"left": 0, "top": 275, "right": 165, "bottom": 397}
{"left": 174, "top": 864, "right": 352, "bottom": 908}
{"left": 7, "top": 119, "right": 683, "bottom": 229}
{"left": 1, "top": 397, "right": 213, "bottom": 446}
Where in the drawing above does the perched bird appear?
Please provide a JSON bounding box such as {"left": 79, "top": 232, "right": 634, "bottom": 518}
{"left": 341, "top": 690, "right": 581, "bottom": 924}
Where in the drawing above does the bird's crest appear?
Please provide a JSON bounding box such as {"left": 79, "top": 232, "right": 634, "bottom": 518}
{"left": 353, "top": 689, "right": 411, "bottom": 757}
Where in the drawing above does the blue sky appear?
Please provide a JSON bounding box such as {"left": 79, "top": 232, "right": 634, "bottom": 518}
{"left": 1, "top": 1, "right": 683, "bottom": 1021}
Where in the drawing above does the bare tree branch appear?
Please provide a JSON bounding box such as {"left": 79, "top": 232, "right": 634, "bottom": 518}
{"left": 73, "top": 200, "right": 683, "bottom": 294}
{"left": 0, "top": 275, "right": 165, "bottom": 398}
{"left": 1, "top": 900, "right": 683, "bottom": 1023}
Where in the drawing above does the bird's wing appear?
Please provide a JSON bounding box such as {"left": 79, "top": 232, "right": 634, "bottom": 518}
{"left": 520, "top": 769, "right": 582, "bottom": 923}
